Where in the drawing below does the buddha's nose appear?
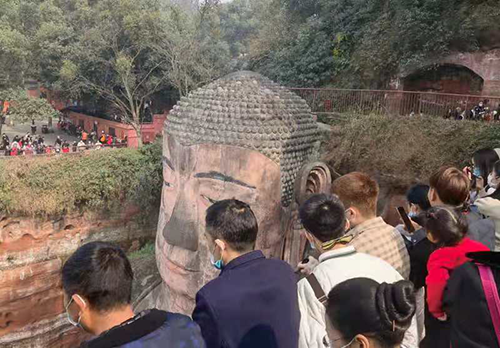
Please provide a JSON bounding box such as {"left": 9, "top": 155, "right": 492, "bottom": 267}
{"left": 163, "top": 189, "right": 199, "bottom": 251}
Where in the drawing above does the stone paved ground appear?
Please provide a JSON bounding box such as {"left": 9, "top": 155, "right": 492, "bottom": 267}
{"left": 2, "top": 120, "right": 79, "bottom": 145}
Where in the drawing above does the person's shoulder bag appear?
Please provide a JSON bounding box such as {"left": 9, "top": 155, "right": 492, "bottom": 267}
{"left": 478, "top": 264, "right": 500, "bottom": 345}
{"left": 306, "top": 274, "right": 328, "bottom": 306}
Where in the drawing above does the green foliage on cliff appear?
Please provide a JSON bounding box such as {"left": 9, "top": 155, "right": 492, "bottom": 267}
{"left": 248, "top": 0, "right": 500, "bottom": 88}
{"left": 324, "top": 114, "right": 500, "bottom": 183}
{"left": 0, "top": 142, "right": 162, "bottom": 216}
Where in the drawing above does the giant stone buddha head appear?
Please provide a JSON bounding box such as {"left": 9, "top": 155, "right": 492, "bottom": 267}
{"left": 156, "top": 71, "right": 331, "bottom": 313}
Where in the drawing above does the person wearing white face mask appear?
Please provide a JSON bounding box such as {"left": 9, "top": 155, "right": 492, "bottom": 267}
{"left": 298, "top": 173, "right": 410, "bottom": 280}
{"left": 296, "top": 194, "right": 418, "bottom": 348}
{"left": 393, "top": 184, "right": 431, "bottom": 344}
{"left": 332, "top": 172, "right": 410, "bottom": 280}
{"left": 192, "top": 199, "right": 300, "bottom": 348}
{"left": 62, "top": 241, "right": 205, "bottom": 348}
{"left": 466, "top": 148, "right": 500, "bottom": 202}
{"left": 475, "top": 160, "right": 500, "bottom": 251}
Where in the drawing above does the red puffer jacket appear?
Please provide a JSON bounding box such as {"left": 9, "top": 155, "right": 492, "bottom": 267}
{"left": 426, "top": 237, "right": 489, "bottom": 319}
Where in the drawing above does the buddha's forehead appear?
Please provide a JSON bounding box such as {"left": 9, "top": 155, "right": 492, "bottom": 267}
{"left": 164, "top": 71, "right": 319, "bottom": 206}
{"left": 164, "top": 135, "right": 281, "bottom": 187}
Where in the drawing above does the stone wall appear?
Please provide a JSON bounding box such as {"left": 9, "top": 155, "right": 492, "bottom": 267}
{"left": 399, "top": 49, "right": 500, "bottom": 96}
{"left": 0, "top": 206, "right": 159, "bottom": 348}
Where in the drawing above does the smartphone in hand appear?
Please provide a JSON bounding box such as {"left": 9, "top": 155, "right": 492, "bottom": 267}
{"left": 397, "top": 207, "right": 415, "bottom": 233}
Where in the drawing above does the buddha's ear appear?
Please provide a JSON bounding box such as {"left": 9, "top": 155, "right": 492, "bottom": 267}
{"left": 294, "top": 162, "right": 337, "bottom": 207}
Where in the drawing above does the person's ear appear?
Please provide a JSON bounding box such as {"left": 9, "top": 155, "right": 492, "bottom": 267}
{"left": 344, "top": 218, "right": 351, "bottom": 231}
{"left": 215, "top": 239, "right": 226, "bottom": 252}
{"left": 428, "top": 188, "right": 437, "bottom": 205}
{"left": 346, "top": 206, "right": 357, "bottom": 220}
{"left": 294, "top": 162, "right": 336, "bottom": 206}
{"left": 73, "top": 294, "right": 87, "bottom": 312}
{"left": 354, "top": 334, "right": 371, "bottom": 347}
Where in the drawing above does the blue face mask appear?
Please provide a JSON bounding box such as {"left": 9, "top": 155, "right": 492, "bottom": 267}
{"left": 210, "top": 248, "right": 224, "bottom": 270}
{"left": 408, "top": 211, "right": 418, "bottom": 219}
{"left": 473, "top": 167, "right": 482, "bottom": 178}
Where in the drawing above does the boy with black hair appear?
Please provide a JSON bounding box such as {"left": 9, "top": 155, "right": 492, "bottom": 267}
{"left": 62, "top": 241, "right": 205, "bottom": 348}
{"left": 296, "top": 194, "right": 418, "bottom": 348}
{"left": 193, "top": 199, "right": 300, "bottom": 348}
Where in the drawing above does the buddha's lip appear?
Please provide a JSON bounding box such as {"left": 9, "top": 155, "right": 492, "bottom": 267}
{"left": 158, "top": 245, "right": 201, "bottom": 273}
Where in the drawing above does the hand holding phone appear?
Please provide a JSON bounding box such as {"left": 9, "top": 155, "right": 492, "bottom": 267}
{"left": 397, "top": 207, "right": 415, "bottom": 233}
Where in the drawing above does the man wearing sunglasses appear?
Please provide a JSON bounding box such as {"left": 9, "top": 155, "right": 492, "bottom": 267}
{"left": 296, "top": 194, "right": 418, "bottom": 348}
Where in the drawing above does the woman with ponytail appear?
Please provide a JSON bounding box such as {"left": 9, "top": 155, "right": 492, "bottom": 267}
{"left": 423, "top": 206, "right": 489, "bottom": 347}
{"left": 325, "top": 278, "right": 416, "bottom": 348}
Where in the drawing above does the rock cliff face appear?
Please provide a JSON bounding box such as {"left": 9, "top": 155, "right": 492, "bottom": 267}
{"left": 0, "top": 206, "right": 158, "bottom": 348}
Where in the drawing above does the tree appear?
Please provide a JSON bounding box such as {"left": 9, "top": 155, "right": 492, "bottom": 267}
{"left": 154, "top": 3, "right": 230, "bottom": 97}
{"left": 0, "top": 0, "right": 39, "bottom": 91}
{"left": 0, "top": 89, "right": 60, "bottom": 135}
{"left": 248, "top": 0, "right": 493, "bottom": 88}
{"left": 23, "top": 0, "right": 230, "bottom": 146}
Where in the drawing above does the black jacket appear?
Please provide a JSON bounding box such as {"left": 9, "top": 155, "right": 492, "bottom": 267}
{"left": 444, "top": 252, "right": 500, "bottom": 348}
{"left": 80, "top": 309, "right": 205, "bottom": 348}
{"left": 409, "top": 211, "right": 484, "bottom": 348}
{"left": 192, "top": 250, "right": 300, "bottom": 348}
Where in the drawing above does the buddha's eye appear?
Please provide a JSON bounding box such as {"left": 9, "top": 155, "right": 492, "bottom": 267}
{"left": 202, "top": 195, "right": 218, "bottom": 204}
{"left": 164, "top": 181, "right": 173, "bottom": 188}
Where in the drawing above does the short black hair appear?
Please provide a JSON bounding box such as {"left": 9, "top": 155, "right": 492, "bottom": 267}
{"left": 406, "top": 184, "right": 431, "bottom": 211}
{"left": 205, "top": 199, "right": 258, "bottom": 252}
{"left": 423, "top": 206, "right": 468, "bottom": 247}
{"left": 326, "top": 278, "right": 416, "bottom": 347}
{"left": 62, "top": 242, "right": 133, "bottom": 311}
{"left": 299, "top": 194, "right": 346, "bottom": 242}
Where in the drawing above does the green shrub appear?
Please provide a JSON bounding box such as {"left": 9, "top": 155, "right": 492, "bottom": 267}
{"left": 0, "top": 142, "right": 162, "bottom": 216}
{"left": 128, "top": 242, "right": 155, "bottom": 260}
{"left": 324, "top": 114, "right": 500, "bottom": 182}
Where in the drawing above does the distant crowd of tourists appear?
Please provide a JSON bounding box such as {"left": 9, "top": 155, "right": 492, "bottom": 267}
{"left": 444, "top": 100, "right": 500, "bottom": 121}
{"left": 1, "top": 129, "right": 127, "bottom": 157}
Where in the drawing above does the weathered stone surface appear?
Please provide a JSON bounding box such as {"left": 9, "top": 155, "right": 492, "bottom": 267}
{"left": 154, "top": 71, "right": 330, "bottom": 315}
{"left": 0, "top": 207, "right": 158, "bottom": 348}
{"left": 400, "top": 49, "right": 500, "bottom": 96}
{"left": 131, "top": 253, "right": 162, "bottom": 311}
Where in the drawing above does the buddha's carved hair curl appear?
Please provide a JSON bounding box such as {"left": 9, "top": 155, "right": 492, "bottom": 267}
{"left": 165, "top": 71, "right": 320, "bottom": 206}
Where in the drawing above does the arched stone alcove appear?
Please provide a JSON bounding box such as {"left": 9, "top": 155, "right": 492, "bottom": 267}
{"left": 403, "top": 64, "right": 484, "bottom": 95}
{"left": 398, "top": 49, "right": 500, "bottom": 96}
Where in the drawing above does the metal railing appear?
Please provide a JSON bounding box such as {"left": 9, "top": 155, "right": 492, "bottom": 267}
{"left": 289, "top": 88, "right": 500, "bottom": 119}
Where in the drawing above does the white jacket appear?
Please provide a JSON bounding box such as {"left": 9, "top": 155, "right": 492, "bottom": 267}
{"left": 475, "top": 197, "right": 500, "bottom": 250}
{"left": 297, "top": 246, "right": 418, "bottom": 348}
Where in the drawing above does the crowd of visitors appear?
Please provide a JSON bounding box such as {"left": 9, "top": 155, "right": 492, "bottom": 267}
{"left": 1, "top": 128, "right": 127, "bottom": 157}
{"left": 445, "top": 100, "right": 500, "bottom": 121}
{"left": 62, "top": 147, "right": 500, "bottom": 348}
{"left": 1, "top": 133, "right": 49, "bottom": 155}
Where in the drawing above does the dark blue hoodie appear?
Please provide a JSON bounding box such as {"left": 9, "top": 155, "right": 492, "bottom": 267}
{"left": 79, "top": 309, "right": 205, "bottom": 348}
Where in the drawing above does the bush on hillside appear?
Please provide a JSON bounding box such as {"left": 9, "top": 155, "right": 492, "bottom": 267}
{"left": 324, "top": 114, "right": 500, "bottom": 183}
{"left": 0, "top": 142, "right": 162, "bottom": 216}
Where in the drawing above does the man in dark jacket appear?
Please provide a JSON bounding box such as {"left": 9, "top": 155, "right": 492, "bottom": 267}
{"left": 444, "top": 251, "right": 500, "bottom": 348}
{"left": 192, "top": 199, "right": 300, "bottom": 348}
{"left": 62, "top": 241, "right": 205, "bottom": 348}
